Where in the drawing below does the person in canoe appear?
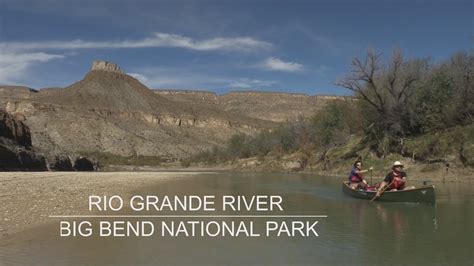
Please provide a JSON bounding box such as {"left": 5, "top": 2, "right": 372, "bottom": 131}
{"left": 377, "top": 161, "right": 408, "bottom": 195}
{"left": 348, "top": 160, "right": 373, "bottom": 190}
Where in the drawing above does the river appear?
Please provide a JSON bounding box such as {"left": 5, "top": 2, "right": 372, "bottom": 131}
{"left": 1, "top": 172, "right": 473, "bottom": 265}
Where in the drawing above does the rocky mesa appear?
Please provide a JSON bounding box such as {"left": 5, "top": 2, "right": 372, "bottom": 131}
{"left": 0, "top": 61, "right": 278, "bottom": 161}
{"left": 0, "top": 61, "right": 350, "bottom": 163}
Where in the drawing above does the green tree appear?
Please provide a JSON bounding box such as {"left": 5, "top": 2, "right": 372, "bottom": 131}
{"left": 311, "top": 100, "right": 357, "bottom": 148}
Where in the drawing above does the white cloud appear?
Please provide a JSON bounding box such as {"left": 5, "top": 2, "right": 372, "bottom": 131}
{"left": 127, "top": 68, "right": 276, "bottom": 91}
{"left": 128, "top": 72, "right": 149, "bottom": 83}
{"left": 127, "top": 68, "right": 230, "bottom": 89}
{"left": 228, "top": 78, "right": 277, "bottom": 89}
{"left": 0, "top": 32, "right": 274, "bottom": 85}
{"left": 0, "top": 52, "right": 64, "bottom": 84}
{"left": 1, "top": 32, "right": 273, "bottom": 53}
{"left": 260, "top": 57, "right": 303, "bottom": 72}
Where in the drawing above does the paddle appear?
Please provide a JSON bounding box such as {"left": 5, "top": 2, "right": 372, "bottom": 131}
{"left": 369, "top": 169, "right": 373, "bottom": 186}
{"left": 370, "top": 180, "right": 394, "bottom": 202}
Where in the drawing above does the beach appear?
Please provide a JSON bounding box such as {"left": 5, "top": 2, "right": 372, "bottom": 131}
{"left": 0, "top": 171, "right": 209, "bottom": 240}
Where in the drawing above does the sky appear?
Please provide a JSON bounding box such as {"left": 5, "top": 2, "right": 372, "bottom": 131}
{"left": 0, "top": 0, "right": 472, "bottom": 95}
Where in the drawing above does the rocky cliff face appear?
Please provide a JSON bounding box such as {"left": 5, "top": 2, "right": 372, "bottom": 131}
{"left": 0, "top": 61, "right": 277, "bottom": 160}
{"left": 0, "top": 109, "right": 49, "bottom": 171}
{"left": 91, "top": 60, "right": 124, "bottom": 73}
{"left": 0, "top": 61, "right": 352, "bottom": 161}
{"left": 154, "top": 90, "right": 353, "bottom": 122}
{"left": 0, "top": 109, "right": 32, "bottom": 148}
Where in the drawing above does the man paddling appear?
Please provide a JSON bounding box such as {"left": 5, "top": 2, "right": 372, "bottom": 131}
{"left": 376, "top": 161, "right": 407, "bottom": 197}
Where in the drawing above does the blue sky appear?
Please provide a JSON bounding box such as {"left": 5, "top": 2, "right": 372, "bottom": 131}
{"left": 0, "top": 0, "right": 472, "bottom": 95}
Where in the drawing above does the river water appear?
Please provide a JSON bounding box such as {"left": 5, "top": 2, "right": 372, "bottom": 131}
{"left": 1, "top": 172, "right": 473, "bottom": 265}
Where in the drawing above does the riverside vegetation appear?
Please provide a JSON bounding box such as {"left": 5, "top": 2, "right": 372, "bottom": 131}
{"left": 183, "top": 50, "right": 473, "bottom": 179}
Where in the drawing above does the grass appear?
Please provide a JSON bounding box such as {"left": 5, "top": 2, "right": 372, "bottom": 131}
{"left": 403, "top": 124, "right": 474, "bottom": 163}
{"left": 419, "top": 163, "right": 443, "bottom": 173}
{"left": 319, "top": 124, "right": 474, "bottom": 175}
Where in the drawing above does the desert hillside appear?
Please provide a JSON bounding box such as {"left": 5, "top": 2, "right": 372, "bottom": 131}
{"left": 0, "top": 61, "right": 348, "bottom": 162}
{"left": 155, "top": 90, "right": 351, "bottom": 122}
{"left": 0, "top": 62, "right": 278, "bottom": 160}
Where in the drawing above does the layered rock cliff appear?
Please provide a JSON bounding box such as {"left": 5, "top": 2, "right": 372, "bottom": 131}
{"left": 0, "top": 61, "right": 277, "bottom": 160}
{"left": 91, "top": 61, "right": 124, "bottom": 73}
{"left": 155, "top": 90, "right": 353, "bottom": 122}
{"left": 0, "top": 61, "right": 352, "bottom": 161}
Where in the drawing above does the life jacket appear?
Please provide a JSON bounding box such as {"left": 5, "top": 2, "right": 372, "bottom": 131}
{"left": 389, "top": 171, "right": 405, "bottom": 189}
{"left": 349, "top": 168, "right": 364, "bottom": 183}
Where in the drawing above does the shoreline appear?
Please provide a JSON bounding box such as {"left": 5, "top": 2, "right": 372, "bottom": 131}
{"left": 106, "top": 164, "right": 474, "bottom": 183}
{"left": 0, "top": 171, "right": 212, "bottom": 242}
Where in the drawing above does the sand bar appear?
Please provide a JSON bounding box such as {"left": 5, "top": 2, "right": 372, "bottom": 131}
{"left": 0, "top": 171, "right": 211, "bottom": 240}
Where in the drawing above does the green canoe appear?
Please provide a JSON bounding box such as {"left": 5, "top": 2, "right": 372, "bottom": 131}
{"left": 342, "top": 181, "right": 436, "bottom": 204}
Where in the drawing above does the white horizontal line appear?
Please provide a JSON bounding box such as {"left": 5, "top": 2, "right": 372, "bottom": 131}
{"left": 49, "top": 215, "right": 328, "bottom": 218}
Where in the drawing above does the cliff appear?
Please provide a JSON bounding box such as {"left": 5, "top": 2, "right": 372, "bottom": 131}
{"left": 154, "top": 90, "right": 353, "bottom": 122}
{"left": 0, "top": 109, "right": 49, "bottom": 171}
{"left": 0, "top": 61, "right": 277, "bottom": 160}
{"left": 91, "top": 60, "right": 124, "bottom": 73}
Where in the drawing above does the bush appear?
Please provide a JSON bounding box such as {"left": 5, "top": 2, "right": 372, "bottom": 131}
{"left": 310, "top": 99, "right": 359, "bottom": 149}
{"left": 180, "top": 159, "right": 191, "bottom": 168}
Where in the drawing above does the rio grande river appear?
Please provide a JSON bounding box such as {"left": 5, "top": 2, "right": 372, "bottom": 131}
{"left": 1, "top": 172, "right": 473, "bottom": 265}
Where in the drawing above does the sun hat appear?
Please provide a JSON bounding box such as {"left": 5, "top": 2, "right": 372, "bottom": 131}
{"left": 392, "top": 161, "right": 404, "bottom": 168}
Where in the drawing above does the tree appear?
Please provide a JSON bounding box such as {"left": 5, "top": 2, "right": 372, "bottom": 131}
{"left": 337, "top": 49, "right": 427, "bottom": 156}
{"left": 311, "top": 100, "right": 356, "bottom": 148}
{"left": 413, "top": 51, "right": 473, "bottom": 133}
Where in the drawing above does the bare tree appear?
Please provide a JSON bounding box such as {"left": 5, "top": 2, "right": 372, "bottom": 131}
{"left": 337, "top": 49, "right": 386, "bottom": 114}
{"left": 337, "top": 49, "right": 423, "bottom": 136}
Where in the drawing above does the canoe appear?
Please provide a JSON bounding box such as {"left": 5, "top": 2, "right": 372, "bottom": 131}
{"left": 342, "top": 181, "right": 436, "bottom": 204}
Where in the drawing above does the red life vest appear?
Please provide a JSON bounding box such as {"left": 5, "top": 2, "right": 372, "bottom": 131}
{"left": 349, "top": 168, "right": 364, "bottom": 183}
{"left": 389, "top": 171, "right": 405, "bottom": 190}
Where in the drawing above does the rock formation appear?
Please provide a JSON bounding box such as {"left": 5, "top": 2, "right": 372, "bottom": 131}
{"left": 74, "top": 157, "right": 100, "bottom": 171}
{"left": 0, "top": 61, "right": 278, "bottom": 160}
{"left": 91, "top": 60, "right": 124, "bottom": 73}
{"left": 50, "top": 155, "right": 75, "bottom": 171}
{"left": 0, "top": 60, "right": 347, "bottom": 163}
{"left": 154, "top": 90, "right": 353, "bottom": 122}
{"left": 0, "top": 109, "right": 49, "bottom": 171}
{"left": 16, "top": 150, "right": 49, "bottom": 171}
{"left": 0, "top": 109, "right": 32, "bottom": 148}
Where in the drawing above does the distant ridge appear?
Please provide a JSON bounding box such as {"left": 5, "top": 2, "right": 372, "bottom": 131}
{"left": 155, "top": 88, "right": 352, "bottom": 98}
{"left": 155, "top": 89, "right": 354, "bottom": 122}
{"left": 0, "top": 61, "right": 278, "bottom": 158}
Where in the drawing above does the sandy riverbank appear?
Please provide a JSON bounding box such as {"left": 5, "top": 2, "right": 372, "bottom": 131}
{"left": 0, "top": 171, "right": 212, "bottom": 240}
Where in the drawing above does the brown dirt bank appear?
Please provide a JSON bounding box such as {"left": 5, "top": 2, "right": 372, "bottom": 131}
{"left": 0, "top": 171, "right": 212, "bottom": 241}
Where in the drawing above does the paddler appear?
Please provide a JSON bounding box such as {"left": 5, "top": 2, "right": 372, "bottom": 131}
{"left": 377, "top": 161, "right": 407, "bottom": 194}
{"left": 348, "top": 160, "right": 373, "bottom": 190}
